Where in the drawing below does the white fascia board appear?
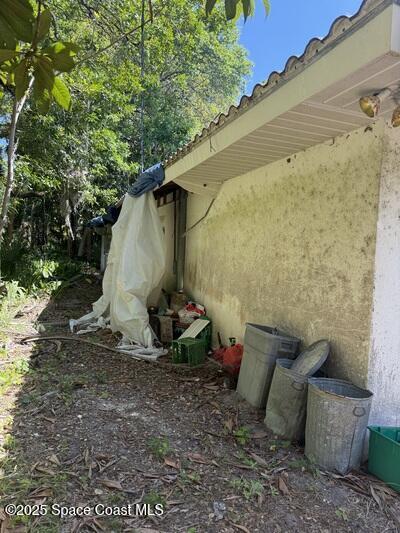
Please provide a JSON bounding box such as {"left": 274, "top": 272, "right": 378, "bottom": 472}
{"left": 164, "top": 3, "right": 395, "bottom": 185}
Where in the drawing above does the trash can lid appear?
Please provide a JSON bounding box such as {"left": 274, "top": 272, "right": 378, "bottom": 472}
{"left": 291, "top": 339, "right": 330, "bottom": 376}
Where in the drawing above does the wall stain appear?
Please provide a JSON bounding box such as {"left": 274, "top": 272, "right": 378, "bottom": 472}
{"left": 183, "top": 122, "right": 385, "bottom": 386}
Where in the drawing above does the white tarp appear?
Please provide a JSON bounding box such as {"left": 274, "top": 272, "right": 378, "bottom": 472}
{"left": 70, "top": 193, "right": 166, "bottom": 355}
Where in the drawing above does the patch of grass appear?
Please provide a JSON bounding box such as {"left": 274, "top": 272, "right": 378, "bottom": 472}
{"left": 0, "top": 281, "right": 28, "bottom": 329}
{"left": 237, "top": 450, "right": 257, "bottom": 469}
{"left": 143, "top": 490, "right": 166, "bottom": 508}
{"left": 233, "top": 427, "right": 250, "bottom": 446}
{"left": 335, "top": 507, "right": 349, "bottom": 521}
{"left": 148, "top": 437, "right": 170, "bottom": 460}
{"left": 270, "top": 485, "right": 279, "bottom": 497}
{"left": 288, "top": 457, "right": 320, "bottom": 477}
{"left": 230, "top": 477, "right": 264, "bottom": 500}
{"left": 95, "top": 371, "right": 108, "bottom": 384}
{"left": 179, "top": 469, "right": 201, "bottom": 485}
{"left": 2, "top": 434, "right": 17, "bottom": 451}
{"left": 268, "top": 439, "right": 291, "bottom": 451}
{"left": 0, "top": 358, "right": 30, "bottom": 395}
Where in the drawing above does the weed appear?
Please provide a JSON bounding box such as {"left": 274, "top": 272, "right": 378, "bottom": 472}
{"left": 270, "top": 485, "right": 279, "bottom": 497}
{"left": 95, "top": 371, "right": 108, "bottom": 384}
{"left": 237, "top": 450, "right": 257, "bottom": 469}
{"left": 148, "top": 437, "right": 170, "bottom": 460}
{"left": 335, "top": 507, "right": 349, "bottom": 521}
{"left": 288, "top": 457, "right": 320, "bottom": 477}
{"left": 233, "top": 427, "right": 250, "bottom": 446}
{"left": 268, "top": 439, "right": 291, "bottom": 451}
{"left": 0, "top": 359, "right": 30, "bottom": 395}
{"left": 230, "top": 477, "right": 264, "bottom": 500}
{"left": 143, "top": 490, "right": 166, "bottom": 508}
{"left": 2, "top": 434, "right": 16, "bottom": 451}
{"left": 179, "top": 469, "right": 201, "bottom": 485}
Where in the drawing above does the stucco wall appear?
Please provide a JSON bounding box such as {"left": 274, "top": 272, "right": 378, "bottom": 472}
{"left": 368, "top": 124, "right": 400, "bottom": 425}
{"left": 184, "top": 122, "right": 385, "bottom": 386}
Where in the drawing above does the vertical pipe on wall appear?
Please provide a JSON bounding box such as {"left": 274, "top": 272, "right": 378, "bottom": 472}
{"left": 176, "top": 190, "right": 187, "bottom": 291}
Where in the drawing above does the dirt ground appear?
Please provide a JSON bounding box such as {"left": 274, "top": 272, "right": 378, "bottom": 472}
{"left": 0, "top": 277, "right": 399, "bottom": 533}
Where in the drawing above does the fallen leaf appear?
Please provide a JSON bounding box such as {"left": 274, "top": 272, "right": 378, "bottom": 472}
{"left": 203, "top": 384, "right": 219, "bottom": 391}
{"left": 278, "top": 476, "right": 290, "bottom": 496}
{"left": 54, "top": 340, "right": 62, "bottom": 353}
{"left": 224, "top": 417, "right": 235, "bottom": 434}
{"left": 100, "top": 479, "right": 123, "bottom": 491}
{"left": 132, "top": 529, "right": 162, "bottom": 533}
{"left": 251, "top": 430, "right": 268, "bottom": 439}
{"left": 34, "top": 465, "right": 56, "bottom": 476}
{"left": 249, "top": 452, "right": 269, "bottom": 468}
{"left": 28, "top": 487, "right": 53, "bottom": 499}
{"left": 98, "top": 457, "right": 119, "bottom": 473}
{"left": 370, "top": 484, "right": 382, "bottom": 510}
{"left": 48, "top": 454, "right": 61, "bottom": 466}
{"left": 188, "top": 453, "right": 209, "bottom": 465}
{"left": 42, "top": 416, "right": 56, "bottom": 424}
{"left": 231, "top": 522, "right": 251, "bottom": 533}
{"left": 164, "top": 457, "right": 180, "bottom": 470}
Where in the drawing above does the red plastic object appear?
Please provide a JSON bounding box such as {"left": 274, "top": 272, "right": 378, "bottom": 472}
{"left": 223, "top": 344, "right": 244, "bottom": 375}
{"left": 213, "top": 347, "right": 226, "bottom": 363}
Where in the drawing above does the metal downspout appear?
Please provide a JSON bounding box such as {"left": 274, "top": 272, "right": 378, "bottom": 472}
{"left": 176, "top": 190, "right": 187, "bottom": 291}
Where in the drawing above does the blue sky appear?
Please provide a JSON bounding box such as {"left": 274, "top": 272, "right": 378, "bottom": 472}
{"left": 239, "top": 0, "right": 363, "bottom": 93}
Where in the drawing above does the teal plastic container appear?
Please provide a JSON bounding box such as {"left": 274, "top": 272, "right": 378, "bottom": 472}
{"left": 368, "top": 426, "right": 400, "bottom": 492}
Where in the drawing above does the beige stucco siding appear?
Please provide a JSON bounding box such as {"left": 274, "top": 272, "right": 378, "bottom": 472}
{"left": 184, "top": 122, "right": 385, "bottom": 386}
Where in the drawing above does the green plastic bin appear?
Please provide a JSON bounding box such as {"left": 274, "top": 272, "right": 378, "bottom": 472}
{"left": 197, "top": 315, "right": 212, "bottom": 351}
{"left": 172, "top": 338, "right": 206, "bottom": 366}
{"left": 368, "top": 426, "right": 400, "bottom": 492}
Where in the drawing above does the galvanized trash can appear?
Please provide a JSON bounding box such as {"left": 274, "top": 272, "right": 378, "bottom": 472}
{"left": 264, "top": 359, "right": 308, "bottom": 441}
{"left": 236, "top": 324, "right": 300, "bottom": 408}
{"left": 305, "top": 378, "right": 373, "bottom": 474}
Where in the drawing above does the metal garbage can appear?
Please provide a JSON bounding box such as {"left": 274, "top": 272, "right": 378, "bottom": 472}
{"left": 305, "top": 378, "right": 373, "bottom": 474}
{"left": 264, "top": 359, "right": 308, "bottom": 441}
{"left": 236, "top": 324, "right": 300, "bottom": 408}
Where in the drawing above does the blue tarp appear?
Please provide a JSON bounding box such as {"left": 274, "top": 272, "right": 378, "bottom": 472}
{"left": 87, "top": 205, "right": 121, "bottom": 228}
{"left": 127, "top": 162, "right": 165, "bottom": 197}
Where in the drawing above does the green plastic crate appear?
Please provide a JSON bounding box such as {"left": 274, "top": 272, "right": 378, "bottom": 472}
{"left": 368, "top": 426, "right": 400, "bottom": 492}
{"left": 197, "top": 315, "right": 212, "bottom": 351}
{"left": 171, "top": 337, "right": 206, "bottom": 366}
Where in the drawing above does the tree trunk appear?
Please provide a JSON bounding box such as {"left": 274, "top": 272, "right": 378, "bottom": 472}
{"left": 0, "top": 81, "right": 33, "bottom": 239}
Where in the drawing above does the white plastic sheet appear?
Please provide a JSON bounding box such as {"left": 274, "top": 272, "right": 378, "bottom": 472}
{"left": 71, "top": 193, "right": 166, "bottom": 354}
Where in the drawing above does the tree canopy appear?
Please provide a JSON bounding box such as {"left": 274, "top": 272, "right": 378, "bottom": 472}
{"left": 0, "top": 0, "right": 251, "bottom": 261}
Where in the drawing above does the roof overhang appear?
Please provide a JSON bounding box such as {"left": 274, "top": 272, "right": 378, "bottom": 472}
{"left": 163, "top": 0, "right": 400, "bottom": 197}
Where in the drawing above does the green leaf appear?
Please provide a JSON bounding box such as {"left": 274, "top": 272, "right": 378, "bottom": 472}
{"left": 0, "top": 49, "right": 17, "bottom": 64}
{"left": 0, "top": 0, "right": 35, "bottom": 43}
{"left": 241, "top": 0, "right": 255, "bottom": 21}
{"left": 44, "top": 42, "right": 79, "bottom": 57}
{"left": 205, "top": 0, "right": 218, "bottom": 16}
{"left": 43, "top": 42, "right": 79, "bottom": 72}
{"left": 51, "top": 76, "right": 71, "bottom": 110}
{"left": 34, "top": 56, "right": 54, "bottom": 91}
{"left": 35, "top": 9, "right": 52, "bottom": 43}
{"left": 0, "top": 18, "right": 17, "bottom": 48}
{"left": 33, "top": 77, "right": 51, "bottom": 114}
{"left": 14, "top": 59, "right": 30, "bottom": 100}
{"left": 262, "top": 0, "right": 271, "bottom": 15}
{"left": 225, "top": 0, "right": 240, "bottom": 20}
